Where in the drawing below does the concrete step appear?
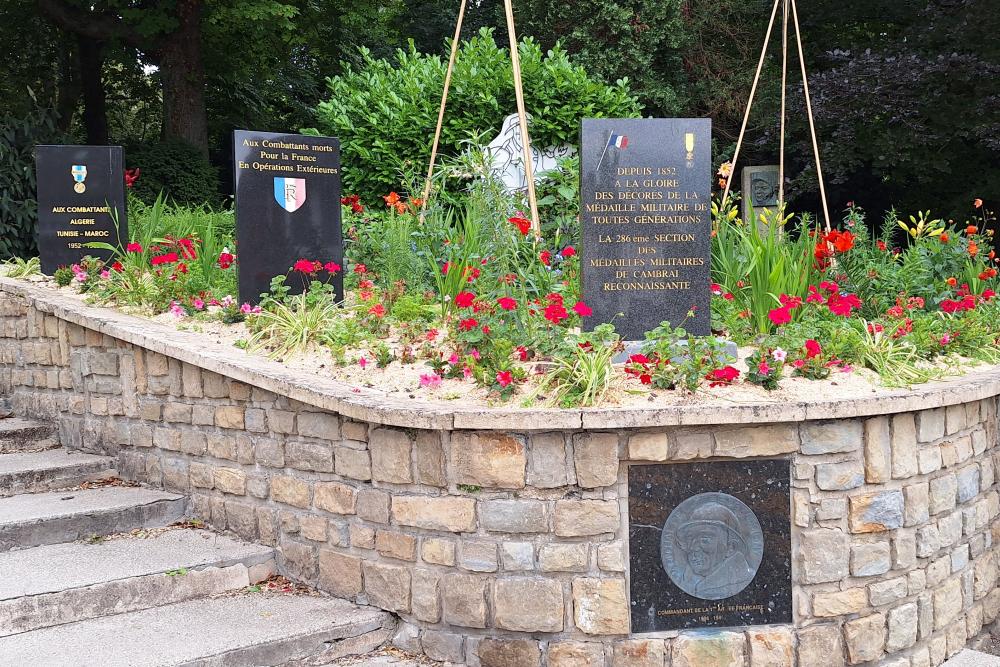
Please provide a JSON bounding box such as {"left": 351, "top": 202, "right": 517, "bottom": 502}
{"left": 0, "top": 449, "right": 116, "bottom": 496}
{"left": 942, "top": 649, "right": 1000, "bottom": 666}
{"left": 0, "top": 486, "right": 186, "bottom": 551}
{"left": 0, "top": 417, "right": 58, "bottom": 454}
{"left": 0, "top": 592, "right": 394, "bottom": 666}
{"left": 0, "top": 528, "right": 276, "bottom": 636}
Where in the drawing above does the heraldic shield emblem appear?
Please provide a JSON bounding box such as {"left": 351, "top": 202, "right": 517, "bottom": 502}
{"left": 273, "top": 177, "right": 306, "bottom": 212}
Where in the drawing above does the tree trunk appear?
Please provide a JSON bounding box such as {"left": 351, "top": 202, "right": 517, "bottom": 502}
{"left": 54, "top": 39, "right": 80, "bottom": 132}
{"left": 77, "top": 36, "right": 108, "bottom": 144}
{"left": 157, "top": 0, "right": 208, "bottom": 156}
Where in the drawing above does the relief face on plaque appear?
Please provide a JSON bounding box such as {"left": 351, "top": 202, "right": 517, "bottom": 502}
{"left": 660, "top": 492, "right": 763, "bottom": 600}
{"left": 750, "top": 172, "right": 778, "bottom": 207}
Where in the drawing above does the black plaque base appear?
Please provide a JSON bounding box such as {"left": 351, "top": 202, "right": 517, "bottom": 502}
{"left": 628, "top": 459, "right": 791, "bottom": 632}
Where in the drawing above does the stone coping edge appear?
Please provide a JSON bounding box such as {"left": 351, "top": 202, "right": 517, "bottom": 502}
{"left": 4, "top": 276, "right": 1000, "bottom": 431}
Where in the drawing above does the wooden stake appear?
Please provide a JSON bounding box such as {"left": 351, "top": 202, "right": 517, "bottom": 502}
{"left": 420, "top": 0, "right": 468, "bottom": 216}
{"left": 503, "top": 0, "right": 541, "bottom": 237}
{"left": 778, "top": 0, "right": 789, "bottom": 206}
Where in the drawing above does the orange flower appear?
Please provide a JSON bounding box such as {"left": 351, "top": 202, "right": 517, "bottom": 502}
{"left": 967, "top": 225, "right": 978, "bottom": 235}
{"left": 947, "top": 277, "right": 958, "bottom": 287}
{"left": 969, "top": 241, "right": 979, "bottom": 257}
{"left": 940, "top": 233, "right": 949, "bottom": 243}
{"left": 410, "top": 197, "right": 424, "bottom": 208}
{"left": 383, "top": 192, "right": 400, "bottom": 206}
{"left": 393, "top": 201, "right": 407, "bottom": 214}
{"left": 974, "top": 198, "right": 983, "bottom": 209}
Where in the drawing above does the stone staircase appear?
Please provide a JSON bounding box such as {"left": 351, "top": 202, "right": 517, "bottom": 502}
{"left": 0, "top": 417, "right": 397, "bottom": 666}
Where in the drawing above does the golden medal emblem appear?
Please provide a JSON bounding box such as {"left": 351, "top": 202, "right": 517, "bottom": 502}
{"left": 71, "top": 165, "right": 87, "bottom": 193}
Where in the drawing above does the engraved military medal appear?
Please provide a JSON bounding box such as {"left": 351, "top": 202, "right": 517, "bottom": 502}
{"left": 71, "top": 165, "right": 87, "bottom": 193}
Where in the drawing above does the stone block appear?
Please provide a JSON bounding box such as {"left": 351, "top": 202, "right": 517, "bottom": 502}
{"left": 318, "top": 549, "right": 362, "bottom": 598}
{"left": 799, "top": 529, "right": 849, "bottom": 583}
{"left": 673, "top": 430, "right": 714, "bottom": 459}
{"left": 627, "top": 432, "right": 668, "bottom": 461}
{"left": 573, "top": 432, "right": 619, "bottom": 488}
{"left": 843, "top": 613, "right": 885, "bottom": 664}
{"left": 869, "top": 576, "right": 908, "bottom": 607}
{"left": 930, "top": 473, "right": 958, "bottom": 515}
{"left": 812, "top": 588, "right": 867, "bottom": 617}
{"left": 671, "top": 631, "right": 745, "bottom": 667}
{"left": 957, "top": 465, "right": 980, "bottom": 503}
{"left": 886, "top": 602, "right": 918, "bottom": 651}
{"left": 392, "top": 495, "right": 476, "bottom": 532}
{"left": 357, "top": 489, "right": 390, "bottom": 524}
{"left": 714, "top": 424, "right": 798, "bottom": 458}
{"left": 864, "top": 416, "right": 892, "bottom": 482}
{"left": 539, "top": 543, "right": 589, "bottom": 572}
{"left": 494, "top": 577, "right": 564, "bottom": 632}
{"left": 797, "top": 624, "right": 844, "bottom": 667}
{"left": 527, "top": 432, "right": 570, "bottom": 488}
{"left": 285, "top": 441, "right": 334, "bottom": 472}
{"left": 349, "top": 524, "right": 375, "bottom": 549}
{"left": 572, "top": 578, "right": 629, "bottom": 635}
{"left": 501, "top": 542, "right": 534, "bottom": 571}
{"left": 376, "top": 529, "right": 417, "bottom": 561}
{"left": 802, "top": 420, "right": 863, "bottom": 455}
{"left": 335, "top": 447, "right": 371, "bottom": 481}
{"left": 460, "top": 540, "right": 498, "bottom": 572}
{"left": 598, "top": 541, "right": 626, "bottom": 572}
{"left": 369, "top": 427, "right": 412, "bottom": 483}
{"left": 266, "top": 409, "right": 295, "bottom": 434}
{"left": 849, "top": 490, "right": 903, "bottom": 533}
{"left": 905, "top": 482, "right": 930, "bottom": 527}
{"left": 414, "top": 431, "right": 446, "bottom": 487}
{"left": 297, "top": 411, "right": 339, "bottom": 439}
{"left": 478, "top": 639, "right": 541, "bottom": 667}
{"left": 314, "top": 482, "right": 357, "bottom": 515}
{"left": 189, "top": 463, "right": 214, "bottom": 489}
{"left": 851, "top": 541, "right": 891, "bottom": 577}
{"left": 891, "top": 412, "right": 918, "bottom": 478}
{"left": 442, "top": 574, "right": 488, "bottom": 628}
{"left": 547, "top": 642, "right": 606, "bottom": 667}
{"left": 270, "top": 475, "right": 311, "bottom": 509}
{"left": 747, "top": 628, "right": 793, "bottom": 667}
{"left": 412, "top": 569, "right": 440, "bottom": 622}
{"left": 613, "top": 639, "right": 665, "bottom": 667}
{"left": 278, "top": 538, "right": 316, "bottom": 582}
{"left": 480, "top": 499, "right": 547, "bottom": 533}
{"left": 421, "top": 631, "right": 465, "bottom": 663}
{"left": 299, "top": 515, "right": 327, "bottom": 542}
{"left": 450, "top": 432, "right": 527, "bottom": 489}
{"left": 917, "top": 408, "right": 946, "bottom": 443}
{"left": 213, "top": 467, "right": 247, "bottom": 496}
{"left": 214, "top": 406, "right": 245, "bottom": 430}
{"left": 816, "top": 460, "right": 865, "bottom": 490}
{"left": 363, "top": 561, "right": 410, "bottom": 613}
{"left": 554, "top": 500, "right": 620, "bottom": 537}
{"left": 918, "top": 445, "right": 942, "bottom": 475}
{"left": 422, "top": 538, "right": 456, "bottom": 566}
{"left": 934, "top": 578, "right": 963, "bottom": 629}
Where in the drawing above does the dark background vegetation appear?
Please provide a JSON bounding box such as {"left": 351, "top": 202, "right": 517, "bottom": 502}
{"left": 1, "top": 0, "right": 997, "bottom": 255}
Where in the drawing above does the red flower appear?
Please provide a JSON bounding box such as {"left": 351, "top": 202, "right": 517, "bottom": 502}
{"left": 509, "top": 216, "right": 531, "bottom": 236}
{"left": 543, "top": 302, "right": 568, "bottom": 325}
{"left": 126, "top": 242, "right": 143, "bottom": 253}
{"left": 151, "top": 252, "right": 178, "bottom": 266}
{"left": 768, "top": 306, "right": 793, "bottom": 326}
{"left": 983, "top": 289, "right": 996, "bottom": 300}
{"left": 711, "top": 283, "right": 723, "bottom": 295}
{"left": 354, "top": 263, "right": 368, "bottom": 275}
{"left": 459, "top": 317, "right": 478, "bottom": 331}
{"left": 497, "top": 297, "right": 517, "bottom": 310}
{"left": 324, "top": 261, "right": 342, "bottom": 274}
{"left": 368, "top": 303, "right": 386, "bottom": 319}
{"left": 827, "top": 292, "right": 861, "bottom": 317}
{"left": 455, "top": 292, "right": 476, "bottom": 308}
{"left": 539, "top": 250, "right": 552, "bottom": 266}
{"left": 175, "top": 262, "right": 188, "bottom": 274}
{"left": 805, "top": 339, "right": 822, "bottom": 358}
{"left": 111, "top": 261, "right": 123, "bottom": 272}
{"left": 876, "top": 240, "right": 887, "bottom": 252}
{"left": 341, "top": 194, "right": 364, "bottom": 214}
{"left": 383, "top": 192, "right": 400, "bottom": 207}
{"left": 562, "top": 246, "right": 576, "bottom": 257}
{"left": 572, "top": 301, "right": 593, "bottom": 317}
{"left": 177, "top": 237, "right": 196, "bottom": 259}
{"left": 124, "top": 168, "right": 140, "bottom": 188}
{"left": 293, "top": 259, "right": 317, "bottom": 274}
{"left": 706, "top": 366, "right": 740, "bottom": 386}
{"left": 217, "top": 251, "right": 235, "bottom": 269}
{"left": 723, "top": 292, "right": 734, "bottom": 300}
{"left": 516, "top": 346, "right": 529, "bottom": 361}
{"left": 825, "top": 230, "right": 856, "bottom": 253}
{"left": 496, "top": 370, "right": 513, "bottom": 387}
{"left": 779, "top": 294, "right": 802, "bottom": 308}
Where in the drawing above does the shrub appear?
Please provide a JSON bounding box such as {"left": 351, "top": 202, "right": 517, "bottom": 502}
{"left": 125, "top": 139, "right": 220, "bottom": 206}
{"left": 311, "top": 28, "right": 641, "bottom": 201}
{"left": 0, "top": 90, "right": 63, "bottom": 259}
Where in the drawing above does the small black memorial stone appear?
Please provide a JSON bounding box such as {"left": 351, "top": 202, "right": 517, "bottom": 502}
{"left": 628, "top": 459, "right": 791, "bottom": 632}
{"left": 233, "top": 130, "right": 343, "bottom": 304}
{"left": 580, "top": 118, "right": 711, "bottom": 339}
{"left": 35, "top": 145, "right": 127, "bottom": 275}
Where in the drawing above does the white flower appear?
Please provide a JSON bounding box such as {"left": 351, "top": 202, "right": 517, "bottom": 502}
{"left": 772, "top": 347, "right": 787, "bottom": 362}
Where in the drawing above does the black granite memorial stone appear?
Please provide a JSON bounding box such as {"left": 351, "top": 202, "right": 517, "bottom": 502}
{"left": 628, "top": 459, "right": 791, "bottom": 633}
{"left": 35, "top": 145, "right": 127, "bottom": 275}
{"left": 580, "top": 119, "right": 712, "bottom": 340}
{"left": 233, "top": 130, "right": 343, "bottom": 304}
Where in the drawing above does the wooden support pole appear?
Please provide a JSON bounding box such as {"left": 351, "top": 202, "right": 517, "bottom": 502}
{"left": 503, "top": 0, "right": 541, "bottom": 237}
{"left": 778, "top": 0, "right": 789, "bottom": 206}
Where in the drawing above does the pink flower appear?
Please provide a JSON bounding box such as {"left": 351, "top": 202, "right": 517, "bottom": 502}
{"left": 496, "top": 370, "right": 513, "bottom": 387}
{"left": 74, "top": 271, "right": 88, "bottom": 282}
{"left": 448, "top": 353, "right": 460, "bottom": 365}
{"left": 516, "top": 346, "right": 529, "bottom": 361}
{"left": 239, "top": 302, "right": 261, "bottom": 315}
{"left": 192, "top": 298, "right": 205, "bottom": 310}
{"left": 462, "top": 365, "right": 473, "bottom": 380}
{"left": 369, "top": 303, "right": 386, "bottom": 319}
{"left": 126, "top": 243, "right": 142, "bottom": 253}
{"left": 711, "top": 283, "right": 723, "bottom": 295}
{"left": 772, "top": 348, "right": 787, "bottom": 362}
{"left": 471, "top": 348, "right": 481, "bottom": 361}
{"left": 419, "top": 373, "right": 442, "bottom": 389}
{"left": 358, "top": 357, "right": 368, "bottom": 369}
{"left": 99, "top": 270, "right": 110, "bottom": 280}
{"left": 168, "top": 301, "right": 185, "bottom": 319}
{"left": 572, "top": 301, "right": 593, "bottom": 317}
{"left": 758, "top": 361, "right": 772, "bottom": 375}
{"left": 220, "top": 295, "right": 235, "bottom": 308}
{"left": 792, "top": 359, "right": 805, "bottom": 369}
{"left": 940, "top": 333, "right": 952, "bottom": 346}
{"left": 324, "top": 261, "right": 341, "bottom": 274}
{"left": 805, "top": 339, "right": 822, "bottom": 359}
{"left": 768, "top": 306, "right": 792, "bottom": 326}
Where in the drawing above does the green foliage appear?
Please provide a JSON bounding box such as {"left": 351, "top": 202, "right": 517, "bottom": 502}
{"left": 126, "top": 140, "right": 220, "bottom": 206}
{"left": 248, "top": 288, "right": 339, "bottom": 359}
{"left": 0, "top": 90, "right": 63, "bottom": 259}
{"left": 535, "top": 323, "right": 621, "bottom": 407}
{"left": 2, "top": 256, "right": 40, "bottom": 278}
{"left": 312, "top": 28, "right": 641, "bottom": 200}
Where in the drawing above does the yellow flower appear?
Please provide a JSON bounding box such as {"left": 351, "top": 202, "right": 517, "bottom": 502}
{"left": 717, "top": 161, "right": 733, "bottom": 178}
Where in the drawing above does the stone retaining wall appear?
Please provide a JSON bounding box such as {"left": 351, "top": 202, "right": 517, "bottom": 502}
{"left": 2, "top": 281, "right": 1000, "bottom": 667}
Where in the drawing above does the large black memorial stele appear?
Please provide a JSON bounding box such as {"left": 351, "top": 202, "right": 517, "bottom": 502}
{"left": 628, "top": 459, "right": 791, "bottom": 632}
{"left": 35, "top": 145, "right": 127, "bottom": 275}
{"left": 233, "top": 130, "right": 343, "bottom": 304}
